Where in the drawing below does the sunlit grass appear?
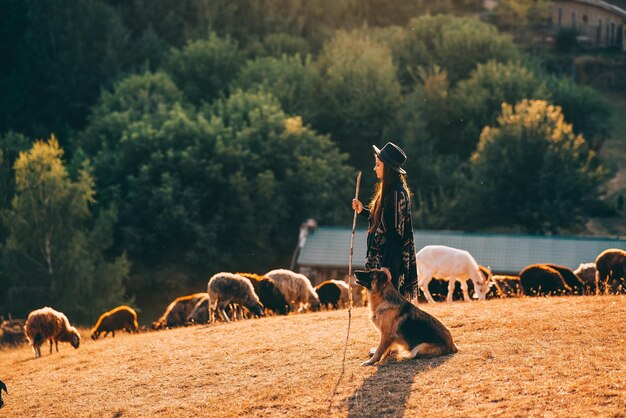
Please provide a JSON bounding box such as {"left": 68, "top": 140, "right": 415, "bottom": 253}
{"left": 1, "top": 295, "right": 624, "bottom": 417}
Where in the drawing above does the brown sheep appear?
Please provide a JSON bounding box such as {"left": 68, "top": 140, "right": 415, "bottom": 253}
{"left": 546, "top": 264, "right": 585, "bottom": 295}
{"left": 519, "top": 264, "right": 572, "bottom": 296}
{"left": 487, "top": 275, "right": 523, "bottom": 298}
{"left": 595, "top": 249, "right": 626, "bottom": 294}
{"left": 315, "top": 281, "right": 343, "bottom": 310}
{"left": 237, "top": 273, "right": 290, "bottom": 315}
{"left": 152, "top": 293, "right": 208, "bottom": 330}
{"left": 0, "top": 319, "right": 26, "bottom": 346}
{"left": 91, "top": 306, "right": 139, "bottom": 340}
{"left": 24, "top": 307, "right": 81, "bottom": 358}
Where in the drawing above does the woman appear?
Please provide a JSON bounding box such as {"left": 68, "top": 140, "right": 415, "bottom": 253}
{"left": 352, "top": 142, "right": 418, "bottom": 299}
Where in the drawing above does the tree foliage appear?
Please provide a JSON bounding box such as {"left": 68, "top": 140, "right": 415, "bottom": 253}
{"left": 397, "top": 15, "right": 519, "bottom": 87}
{"left": 79, "top": 75, "right": 353, "bottom": 287}
{"left": 467, "top": 100, "right": 608, "bottom": 233}
{"left": 231, "top": 54, "right": 320, "bottom": 123}
{"left": 163, "top": 34, "right": 244, "bottom": 105}
{"left": 1, "top": 136, "right": 129, "bottom": 323}
{"left": 315, "top": 31, "right": 402, "bottom": 171}
{"left": 0, "top": 0, "right": 128, "bottom": 140}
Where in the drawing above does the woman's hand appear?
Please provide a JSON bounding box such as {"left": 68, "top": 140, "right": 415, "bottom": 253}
{"left": 352, "top": 198, "right": 363, "bottom": 214}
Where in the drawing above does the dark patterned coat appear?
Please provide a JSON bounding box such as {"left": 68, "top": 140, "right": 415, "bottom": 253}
{"left": 359, "top": 180, "right": 418, "bottom": 298}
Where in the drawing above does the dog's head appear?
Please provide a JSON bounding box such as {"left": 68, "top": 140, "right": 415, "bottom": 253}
{"left": 354, "top": 268, "right": 391, "bottom": 292}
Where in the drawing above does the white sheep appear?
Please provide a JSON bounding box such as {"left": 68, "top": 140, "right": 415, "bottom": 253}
{"left": 207, "top": 273, "right": 265, "bottom": 322}
{"left": 264, "top": 269, "right": 321, "bottom": 312}
{"left": 24, "top": 307, "right": 81, "bottom": 358}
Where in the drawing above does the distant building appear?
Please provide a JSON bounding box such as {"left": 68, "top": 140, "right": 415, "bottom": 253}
{"left": 296, "top": 226, "right": 626, "bottom": 285}
{"left": 549, "top": 0, "right": 626, "bottom": 50}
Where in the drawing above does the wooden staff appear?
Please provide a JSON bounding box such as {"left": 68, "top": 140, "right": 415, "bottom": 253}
{"left": 348, "top": 170, "right": 362, "bottom": 308}
{"left": 329, "top": 170, "right": 362, "bottom": 414}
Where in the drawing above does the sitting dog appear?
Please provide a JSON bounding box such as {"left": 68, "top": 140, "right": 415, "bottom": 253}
{"left": 355, "top": 268, "right": 458, "bottom": 366}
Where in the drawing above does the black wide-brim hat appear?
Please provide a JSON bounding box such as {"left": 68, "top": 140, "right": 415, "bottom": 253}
{"left": 373, "top": 142, "right": 407, "bottom": 174}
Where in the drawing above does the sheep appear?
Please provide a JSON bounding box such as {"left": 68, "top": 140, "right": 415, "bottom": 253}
{"left": 24, "top": 307, "right": 81, "bottom": 358}
{"left": 264, "top": 269, "right": 321, "bottom": 312}
{"left": 207, "top": 273, "right": 265, "bottom": 322}
{"left": 315, "top": 281, "right": 343, "bottom": 310}
{"left": 573, "top": 262, "right": 597, "bottom": 294}
{"left": 519, "top": 264, "right": 572, "bottom": 296}
{"left": 152, "top": 293, "right": 208, "bottom": 330}
{"left": 487, "top": 275, "right": 523, "bottom": 298}
{"left": 186, "top": 295, "right": 210, "bottom": 324}
{"left": 0, "top": 319, "right": 26, "bottom": 346}
{"left": 595, "top": 249, "right": 626, "bottom": 294}
{"left": 237, "top": 272, "right": 290, "bottom": 315}
{"left": 91, "top": 306, "right": 139, "bottom": 340}
{"left": 416, "top": 245, "right": 491, "bottom": 303}
{"left": 331, "top": 279, "right": 351, "bottom": 307}
{"left": 546, "top": 264, "right": 585, "bottom": 295}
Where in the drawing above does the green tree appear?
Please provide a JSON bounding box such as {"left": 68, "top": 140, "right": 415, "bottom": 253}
{"left": 1, "top": 136, "right": 129, "bottom": 323}
{"left": 205, "top": 91, "right": 354, "bottom": 271}
{"left": 163, "top": 33, "right": 244, "bottom": 106}
{"left": 448, "top": 60, "right": 549, "bottom": 157}
{"left": 315, "top": 31, "right": 402, "bottom": 172}
{"left": 466, "top": 100, "right": 608, "bottom": 233}
{"left": 387, "top": 66, "right": 470, "bottom": 229}
{"left": 0, "top": 0, "right": 128, "bottom": 140}
{"left": 397, "top": 15, "right": 519, "bottom": 87}
{"left": 547, "top": 76, "right": 611, "bottom": 151}
{"left": 231, "top": 54, "right": 320, "bottom": 123}
{"left": 494, "top": 0, "right": 552, "bottom": 31}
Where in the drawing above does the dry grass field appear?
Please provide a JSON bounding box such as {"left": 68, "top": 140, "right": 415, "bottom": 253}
{"left": 1, "top": 295, "right": 625, "bottom": 417}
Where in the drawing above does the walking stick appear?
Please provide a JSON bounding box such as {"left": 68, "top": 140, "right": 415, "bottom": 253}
{"left": 348, "top": 171, "right": 362, "bottom": 307}
{"left": 329, "top": 170, "right": 362, "bottom": 414}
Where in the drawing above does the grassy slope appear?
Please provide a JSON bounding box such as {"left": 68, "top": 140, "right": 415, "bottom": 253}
{"left": 1, "top": 295, "right": 624, "bottom": 417}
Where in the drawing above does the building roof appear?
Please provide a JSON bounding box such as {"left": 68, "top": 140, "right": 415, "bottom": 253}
{"left": 557, "top": 0, "right": 626, "bottom": 20}
{"left": 297, "top": 226, "right": 626, "bottom": 274}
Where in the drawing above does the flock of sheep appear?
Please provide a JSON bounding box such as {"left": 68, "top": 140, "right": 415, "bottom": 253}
{"left": 3, "top": 247, "right": 625, "bottom": 359}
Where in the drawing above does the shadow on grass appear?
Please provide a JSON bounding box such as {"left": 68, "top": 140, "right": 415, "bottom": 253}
{"left": 347, "top": 354, "right": 453, "bottom": 417}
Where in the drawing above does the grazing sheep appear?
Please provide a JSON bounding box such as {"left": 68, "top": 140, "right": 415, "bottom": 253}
{"left": 186, "top": 295, "right": 210, "bottom": 324}
{"left": 416, "top": 245, "right": 491, "bottom": 303}
{"left": 0, "top": 379, "right": 6, "bottom": 409}
{"left": 315, "top": 281, "right": 343, "bottom": 309}
{"left": 237, "top": 273, "right": 290, "bottom": 315}
{"left": 152, "top": 293, "right": 208, "bottom": 330}
{"left": 546, "top": 264, "right": 585, "bottom": 295}
{"left": 573, "top": 262, "right": 597, "bottom": 294}
{"left": 487, "top": 275, "right": 523, "bottom": 298}
{"left": 331, "top": 279, "right": 351, "bottom": 307}
{"left": 265, "top": 269, "right": 321, "bottom": 312}
{"left": 208, "top": 273, "right": 265, "bottom": 322}
{"left": 595, "top": 249, "right": 626, "bottom": 294}
{"left": 91, "top": 306, "right": 139, "bottom": 340}
{"left": 0, "top": 319, "right": 26, "bottom": 346}
{"left": 24, "top": 307, "right": 81, "bottom": 358}
{"left": 519, "top": 264, "right": 572, "bottom": 296}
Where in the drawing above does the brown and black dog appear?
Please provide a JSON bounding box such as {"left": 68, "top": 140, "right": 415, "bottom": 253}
{"left": 355, "top": 268, "right": 458, "bottom": 366}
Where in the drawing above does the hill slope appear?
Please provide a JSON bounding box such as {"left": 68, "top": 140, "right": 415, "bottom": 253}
{"left": 1, "top": 295, "right": 625, "bottom": 417}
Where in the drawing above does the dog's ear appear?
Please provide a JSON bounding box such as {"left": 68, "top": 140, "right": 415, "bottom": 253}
{"left": 354, "top": 270, "right": 370, "bottom": 281}
{"left": 380, "top": 267, "right": 392, "bottom": 282}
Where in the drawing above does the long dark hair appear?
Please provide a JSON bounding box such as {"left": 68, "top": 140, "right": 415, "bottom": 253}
{"left": 368, "top": 164, "right": 411, "bottom": 233}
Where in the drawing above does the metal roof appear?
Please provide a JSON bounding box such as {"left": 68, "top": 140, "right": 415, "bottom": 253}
{"left": 296, "top": 226, "right": 626, "bottom": 274}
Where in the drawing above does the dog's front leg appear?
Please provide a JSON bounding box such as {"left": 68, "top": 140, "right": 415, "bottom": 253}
{"left": 362, "top": 334, "right": 394, "bottom": 366}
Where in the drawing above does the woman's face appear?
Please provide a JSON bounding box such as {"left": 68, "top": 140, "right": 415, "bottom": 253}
{"left": 374, "top": 155, "right": 384, "bottom": 180}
